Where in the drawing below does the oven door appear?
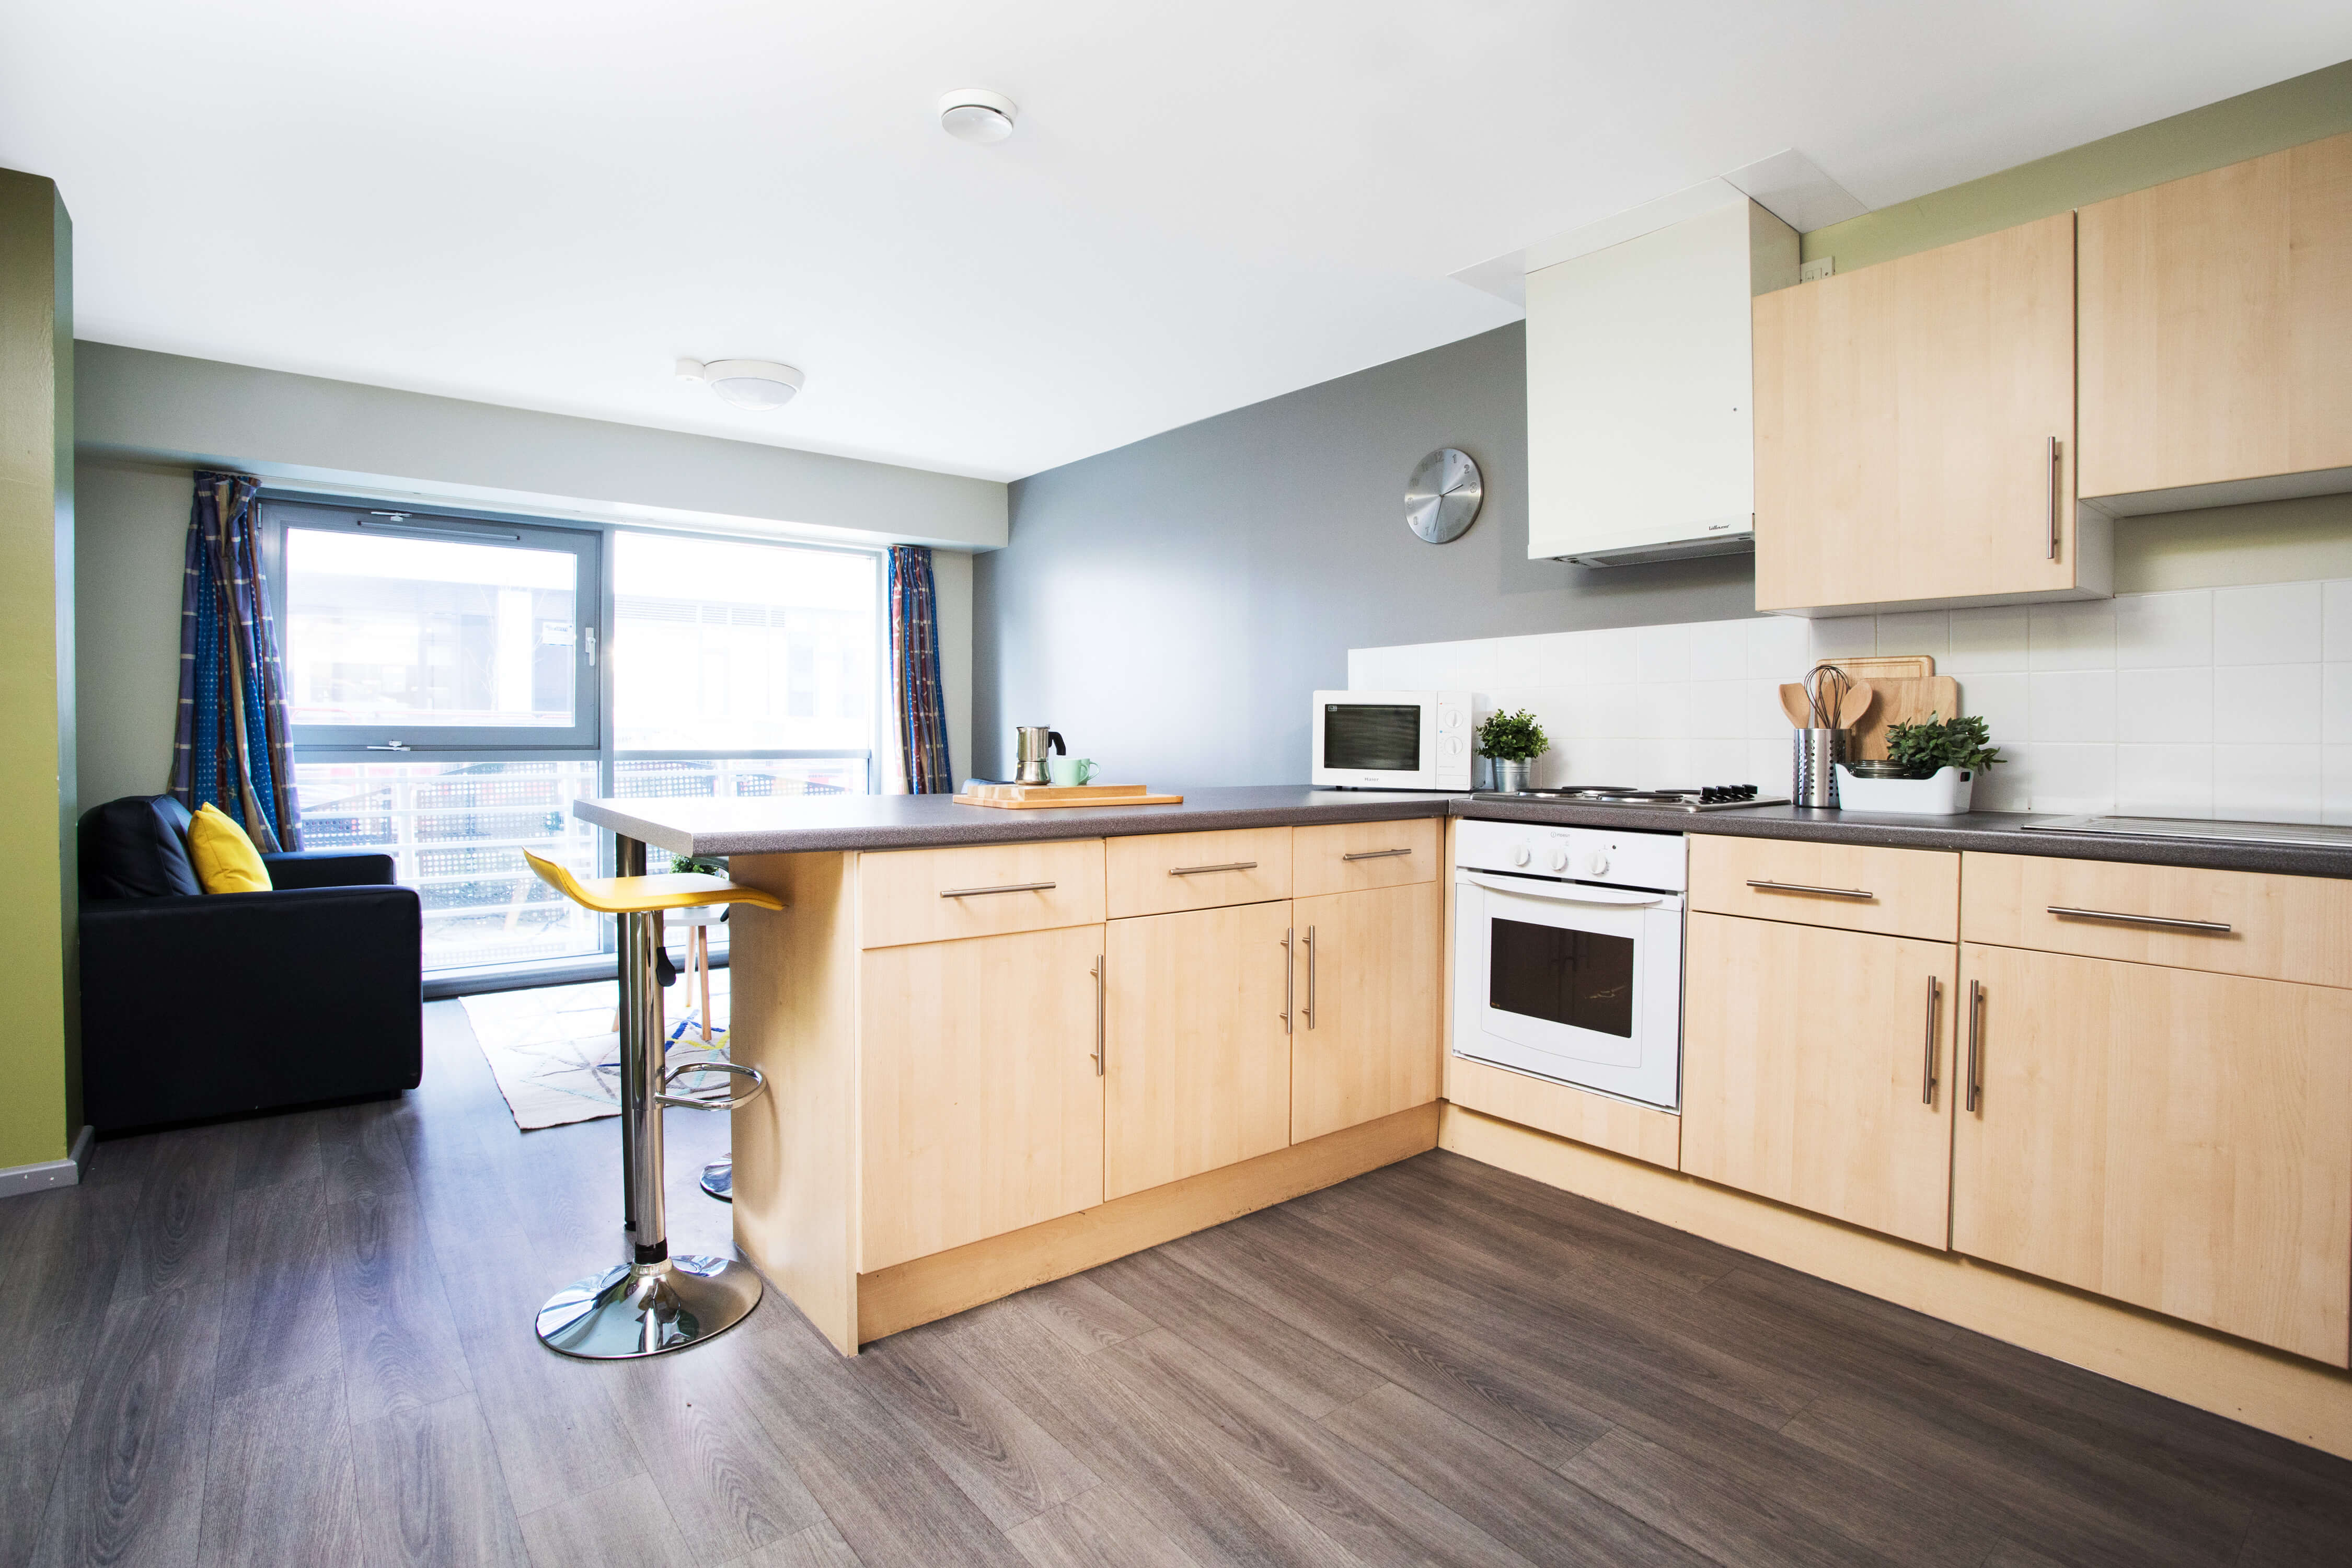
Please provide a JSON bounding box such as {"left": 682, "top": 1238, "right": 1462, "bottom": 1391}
{"left": 1452, "top": 869, "right": 1683, "bottom": 1110}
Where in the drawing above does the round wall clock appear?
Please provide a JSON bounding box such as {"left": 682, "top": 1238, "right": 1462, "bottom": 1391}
{"left": 1405, "top": 447, "right": 1482, "bottom": 544}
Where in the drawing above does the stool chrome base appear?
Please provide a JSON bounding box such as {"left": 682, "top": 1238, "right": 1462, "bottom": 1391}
{"left": 700, "top": 1156, "right": 733, "bottom": 1202}
{"left": 535, "top": 1255, "right": 761, "bottom": 1359}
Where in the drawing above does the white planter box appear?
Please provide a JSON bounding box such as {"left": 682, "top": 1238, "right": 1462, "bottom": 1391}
{"left": 1832, "top": 765, "right": 1976, "bottom": 815}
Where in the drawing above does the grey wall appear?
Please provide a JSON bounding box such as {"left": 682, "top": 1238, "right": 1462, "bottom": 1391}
{"left": 974, "top": 324, "right": 1759, "bottom": 786}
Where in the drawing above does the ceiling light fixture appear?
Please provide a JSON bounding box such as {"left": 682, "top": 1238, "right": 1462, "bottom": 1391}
{"left": 675, "top": 357, "right": 804, "bottom": 411}
{"left": 938, "top": 88, "right": 1018, "bottom": 145}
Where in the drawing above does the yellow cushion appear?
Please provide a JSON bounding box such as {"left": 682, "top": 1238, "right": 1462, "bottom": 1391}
{"left": 188, "top": 803, "right": 273, "bottom": 894}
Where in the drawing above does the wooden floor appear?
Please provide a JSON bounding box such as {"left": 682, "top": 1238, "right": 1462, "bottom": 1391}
{"left": 5, "top": 1005, "right": 2350, "bottom": 1568}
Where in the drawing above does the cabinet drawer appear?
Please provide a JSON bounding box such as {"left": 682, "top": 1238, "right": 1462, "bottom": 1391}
{"left": 1689, "top": 836, "right": 1958, "bottom": 942}
{"left": 1960, "top": 852, "right": 2352, "bottom": 989}
{"left": 1293, "top": 817, "right": 1439, "bottom": 898}
{"left": 858, "top": 839, "right": 1105, "bottom": 949}
{"left": 1105, "top": 827, "right": 1291, "bottom": 919}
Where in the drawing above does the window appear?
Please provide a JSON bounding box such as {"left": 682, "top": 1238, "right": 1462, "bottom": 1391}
{"left": 269, "top": 499, "right": 880, "bottom": 983}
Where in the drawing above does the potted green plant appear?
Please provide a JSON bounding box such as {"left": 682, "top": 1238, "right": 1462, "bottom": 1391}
{"left": 1475, "top": 708, "right": 1549, "bottom": 793}
{"left": 1836, "top": 713, "right": 2000, "bottom": 814}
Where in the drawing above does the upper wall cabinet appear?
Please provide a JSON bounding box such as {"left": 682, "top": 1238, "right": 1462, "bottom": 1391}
{"left": 2079, "top": 131, "right": 2352, "bottom": 510}
{"left": 1753, "top": 212, "right": 2110, "bottom": 616}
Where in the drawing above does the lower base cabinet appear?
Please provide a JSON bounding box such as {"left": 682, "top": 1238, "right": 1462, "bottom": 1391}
{"left": 1293, "top": 881, "right": 1443, "bottom": 1143}
{"left": 860, "top": 924, "right": 1109, "bottom": 1272}
{"left": 1681, "top": 913, "right": 1959, "bottom": 1248}
{"left": 1104, "top": 900, "right": 1294, "bottom": 1200}
{"left": 1952, "top": 942, "right": 2352, "bottom": 1366}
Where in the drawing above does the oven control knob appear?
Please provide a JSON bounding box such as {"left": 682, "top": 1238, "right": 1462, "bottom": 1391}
{"left": 1511, "top": 845, "right": 1531, "bottom": 867}
{"left": 1548, "top": 845, "right": 1570, "bottom": 872}
{"left": 1584, "top": 850, "right": 1610, "bottom": 878}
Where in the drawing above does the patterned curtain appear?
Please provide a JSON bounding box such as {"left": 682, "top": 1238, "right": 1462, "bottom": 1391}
{"left": 887, "top": 545, "right": 953, "bottom": 793}
{"left": 169, "top": 471, "right": 303, "bottom": 850}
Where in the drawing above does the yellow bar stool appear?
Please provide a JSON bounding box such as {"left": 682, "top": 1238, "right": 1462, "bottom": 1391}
{"left": 521, "top": 849, "right": 783, "bottom": 1359}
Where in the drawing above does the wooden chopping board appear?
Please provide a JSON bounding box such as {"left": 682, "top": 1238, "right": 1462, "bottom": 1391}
{"left": 1846, "top": 676, "right": 1962, "bottom": 761}
{"left": 953, "top": 782, "right": 1184, "bottom": 809}
{"left": 1814, "top": 653, "right": 1936, "bottom": 682}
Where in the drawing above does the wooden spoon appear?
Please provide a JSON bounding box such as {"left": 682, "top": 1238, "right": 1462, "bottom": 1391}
{"left": 1779, "top": 684, "right": 1813, "bottom": 728}
{"left": 1837, "top": 679, "right": 1875, "bottom": 729}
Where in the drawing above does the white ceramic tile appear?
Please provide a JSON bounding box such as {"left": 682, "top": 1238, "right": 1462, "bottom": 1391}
{"left": 1748, "top": 678, "right": 1794, "bottom": 740}
{"left": 1350, "top": 639, "right": 1496, "bottom": 691}
{"left": 1689, "top": 737, "right": 1752, "bottom": 786}
{"left": 1808, "top": 616, "right": 1876, "bottom": 660}
{"left": 1636, "top": 623, "right": 1695, "bottom": 684}
{"left": 2327, "top": 582, "right": 2352, "bottom": 663}
{"left": 1647, "top": 739, "right": 1694, "bottom": 784}
{"left": 1945, "top": 606, "right": 2031, "bottom": 674}
{"left": 1494, "top": 631, "right": 1590, "bottom": 688}
{"left": 2115, "top": 668, "right": 2212, "bottom": 743}
{"left": 2115, "top": 745, "right": 2213, "bottom": 819}
{"left": 1571, "top": 739, "right": 1643, "bottom": 786}
{"left": 2113, "top": 589, "right": 2211, "bottom": 670}
{"left": 2028, "top": 744, "right": 2116, "bottom": 813}
{"left": 1745, "top": 616, "right": 1812, "bottom": 681}
{"left": 2028, "top": 670, "right": 2116, "bottom": 744}
{"left": 1960, "top": 672, "right": 2031, "bottom": 753}
{"left": 2213, "top": 582, "right": 2323, "bottom": 666}
{"left": 1583, "top": 684, "right": 1640, "bottom": 738}
{"left": 1748, "top": 736, "right": 1792, "bottom": 794}
{"left": 1873, "top": 609, "right": 1950, "bottom": 662}
{"left": 1583, "top": 626, "right": 1641, "bottom": 685}
{"left": 2027, "top": 601, "right": 2115, "bottom": 672}
{"left": 1632, "top": 682, "right": 1692, "bottom": 740}
{"left": 2327, "top": 745, "right": 2352, "bottom": 827}
{"left": 2212, "top": 744, "right": 2324, "bottom": 823}
{"left": 1687, "top": 680, "right": 1749, "bottom": 739}
{"left": 1973, "top": 743, "right": 2031, "bottom": 812}
{"left": 2327, "top": 664, "right": 2352, "bottom": 746}
{"left": 1687, "top": 619, "right": 1750, "bottom": 682}
{"left": 2211, "top": 662, "right": 2320, "bottom": 743}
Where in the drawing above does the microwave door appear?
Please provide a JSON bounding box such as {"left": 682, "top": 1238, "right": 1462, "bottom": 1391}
{"left": 1323, "top": 703, "right": 1422, "bottom": 774}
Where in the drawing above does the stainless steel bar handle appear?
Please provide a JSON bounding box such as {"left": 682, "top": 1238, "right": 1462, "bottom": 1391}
{"left": 1281, "top": 927, "right": 1295, "bottom": 1034}
{"left": 940, "top": 881, "right": 1057, "bottom": 898}
{"left": 2047, "top": 905, "right": 2231, "bottom": 935}
{"left": 1746, "top": 879, "right": 1875, "bottom": 901}
{"left": 1341, "top": 847, "right": 1413, "bottom": 862}
{"left": 1091, "top": 955, "right": 1105, "bottom": 1077}
{"left": 2046, "top": 435, "right": 2062, "bottom": 561}
{"left": 1921, "top": 976, "right": 1941, "bottom": 1105}
{"left": 1965, "top": 978, "right": 1983, "bottom": 1114}
{"left": 1304, "top": 926, "right": 1318, "bottom": 1030}
{"left": 1171, "top": 861, "right": 1258, "bottom": 876}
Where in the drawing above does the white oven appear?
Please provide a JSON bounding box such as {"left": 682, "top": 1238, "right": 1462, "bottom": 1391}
{"left": 1451, "top": 818, "right": 1685, "bottom": 1111}
{"left": 1310, "top": 689, "right": 1473, "bottom": 790}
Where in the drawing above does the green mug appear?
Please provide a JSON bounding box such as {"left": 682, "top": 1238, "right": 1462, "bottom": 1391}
{"left": 1047, "top": 756, "right": 1098, "bottom": 787}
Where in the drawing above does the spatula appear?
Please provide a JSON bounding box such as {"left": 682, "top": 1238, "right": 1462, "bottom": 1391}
{"left": 1779, "top": 684, "right": 1813, "bottom": 728}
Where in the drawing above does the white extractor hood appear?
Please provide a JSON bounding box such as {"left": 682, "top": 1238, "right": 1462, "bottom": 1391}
{"left": 1526, "top": 198, "right": 1798, "bottom": 567}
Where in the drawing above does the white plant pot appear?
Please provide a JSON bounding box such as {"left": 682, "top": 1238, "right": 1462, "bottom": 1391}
{"left": 1831, "top": 765, "right": 1976, "bottom": 816}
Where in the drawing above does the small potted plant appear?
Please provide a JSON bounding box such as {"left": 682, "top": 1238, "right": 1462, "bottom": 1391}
{"left": 1475, "top": 708, "right": 1549, "bottom": 793}
{"left": 1836, "top": 713, "right": 2000, "bottom": 814}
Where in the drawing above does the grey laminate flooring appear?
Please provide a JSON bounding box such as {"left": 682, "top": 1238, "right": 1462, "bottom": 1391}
{"left": 5, "top": 1000, "right": 2348, "bottom": 1567}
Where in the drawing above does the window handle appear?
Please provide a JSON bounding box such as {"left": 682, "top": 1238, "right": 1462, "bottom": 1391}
{"left": 367, "top": 741, "right": 412, "bottom": 753}
{"left": 584, "top": 626, "right": 597, "bottom": 667}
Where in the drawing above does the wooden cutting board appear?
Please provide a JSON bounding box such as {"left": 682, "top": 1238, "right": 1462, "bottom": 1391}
{"left": 1847, "top": 676, "right": 1963, "bottom": 761}
{"left": 1814, "top": 653, "right": 1936, "bottom": 681}
{"left": 953, "top": 782, "right": 1184, "bottom": 809}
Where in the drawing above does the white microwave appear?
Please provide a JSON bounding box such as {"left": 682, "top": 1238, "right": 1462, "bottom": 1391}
{"left": 1310, "top": 690, "right": 1474, "bottom": 790}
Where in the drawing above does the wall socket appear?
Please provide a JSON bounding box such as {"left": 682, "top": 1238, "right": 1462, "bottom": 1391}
{"left": 1799, "top": 256, "right": 1835, "bottom": 283}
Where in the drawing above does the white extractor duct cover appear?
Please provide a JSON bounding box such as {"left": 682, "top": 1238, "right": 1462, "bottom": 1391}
{"left": 1524, "top": 198, "right": 1797, "bottom": 567}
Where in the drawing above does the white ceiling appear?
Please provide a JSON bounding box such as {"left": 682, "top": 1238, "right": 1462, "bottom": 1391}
{"left": 5, "top": 3, "right": 2348, "bottom": 482}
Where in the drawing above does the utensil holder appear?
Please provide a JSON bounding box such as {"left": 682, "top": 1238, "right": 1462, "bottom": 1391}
{"left": 1793, "top": 728, "right": 1847, "bottom": 808}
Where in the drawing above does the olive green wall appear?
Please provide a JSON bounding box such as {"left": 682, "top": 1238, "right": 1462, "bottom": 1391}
{"left": 0, "top": 168, "right": 77, "bottom": 1173}
{"left": 1802, "top": 57, "right": 2352, "bottom": 596}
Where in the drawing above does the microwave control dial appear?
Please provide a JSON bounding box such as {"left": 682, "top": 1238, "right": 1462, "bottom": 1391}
{"left": 1547, "top": 844, "right": 1571, "bottom": 872}
{"left": 1511, "top": 844, "right": 1531, "bottom": 868}
{"left": 1583, "top": 850, "right": 1611, "bottom": 878}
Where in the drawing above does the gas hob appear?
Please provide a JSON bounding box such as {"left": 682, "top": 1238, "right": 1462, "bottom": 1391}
{"left": 1470, "top": 784, "right": 1788, "bottom": 812}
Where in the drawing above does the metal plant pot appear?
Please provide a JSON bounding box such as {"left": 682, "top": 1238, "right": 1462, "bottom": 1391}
{"left": 1489, "top": 758, "right": 1534, "bottom": 793}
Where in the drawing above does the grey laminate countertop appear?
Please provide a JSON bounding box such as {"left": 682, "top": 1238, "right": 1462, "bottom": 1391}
{"left": 573, "top": 787, "right": 2352, "bottom": 879}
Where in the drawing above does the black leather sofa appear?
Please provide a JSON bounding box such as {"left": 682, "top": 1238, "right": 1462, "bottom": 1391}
{"left": 78, "top": 794, "right": 423, "bottom": 1134}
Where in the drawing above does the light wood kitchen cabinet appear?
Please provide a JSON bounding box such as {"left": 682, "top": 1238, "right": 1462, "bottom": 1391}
{"left": 1292, "top": 880, "right": 1442, "bottom": 1143}
{"left": 859, "top": 923, "right": 1108, "bottom": 1271}
{"left": 2079, "top": 131, "right": 2352, "bottom": 503}
{"left": 1682, "top": 913, "right": 1959, "bottom": 1249}
{"left": 1103, "top": 899, "right": 1295, "bottom": 1199}
{"left": 1689, "top": 835, "right": 1958, "bottom": 942}
{"left": 1951, "top": 942, "right": 2352, "bottom": 1366}
{"left": 1753, "top": 211, "right": 2102, "bottom": 614}
{"left": 858, "top": 838, "right": 1105, "bottom": 949}
{"left": 1104, "top": 826, "right": 1291, "bottom": 918}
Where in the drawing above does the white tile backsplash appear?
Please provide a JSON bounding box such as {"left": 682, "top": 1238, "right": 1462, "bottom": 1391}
{"left": 1352, "top": 577, "right": 2352, "bottom": 815}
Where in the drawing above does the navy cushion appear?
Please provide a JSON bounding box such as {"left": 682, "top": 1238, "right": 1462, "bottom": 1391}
{"left": 79, "top": 795, "right": 203, "bottom": 900}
